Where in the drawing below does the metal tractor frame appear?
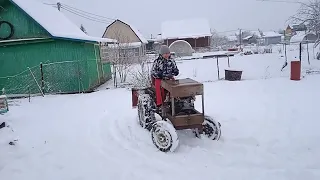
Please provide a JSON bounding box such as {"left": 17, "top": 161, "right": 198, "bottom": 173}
{"left": 132, "top": 78, "right": 221, "bottom": 152}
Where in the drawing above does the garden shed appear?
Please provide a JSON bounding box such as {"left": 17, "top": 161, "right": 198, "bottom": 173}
{"left": 0, "top": 0, "right": 116, "bottom": 96}
{"left": 161, "top": 18, "right": 212, "bottom": 50}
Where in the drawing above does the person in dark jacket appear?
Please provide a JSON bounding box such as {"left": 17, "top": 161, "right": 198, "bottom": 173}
{"left": 151, "top": 45, "right": 179, "bottom": 106}
{"left": 151, "top": 45, "right": 179, "bottom": 79}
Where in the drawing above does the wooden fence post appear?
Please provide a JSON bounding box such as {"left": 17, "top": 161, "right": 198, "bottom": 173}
{"left": 40, "top": 63, "right": 45, "bottom": 94}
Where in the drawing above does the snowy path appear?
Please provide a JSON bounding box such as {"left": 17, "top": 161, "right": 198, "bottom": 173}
{"left": 1, "top": 76, "right": 320, "bottom": 180}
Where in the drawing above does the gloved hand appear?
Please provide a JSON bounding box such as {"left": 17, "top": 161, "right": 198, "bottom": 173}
{"left": 164, "top": 76, "right": 173, "bottom": 80}
{"left": 163, "top": 73, "right": 173, "bottom": 80}
{"left": 172, "top": 69, "right": 179, "bottom": 76}
{"left": 157, "top": 72, "right": 163, "bottom": 79}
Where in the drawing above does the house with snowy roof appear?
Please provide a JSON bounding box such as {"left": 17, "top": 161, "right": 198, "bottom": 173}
{"left": 284, "top": 24, "right": 309, "bottom": 42}
{"left": 242, "top": 30, "right": 263, "bottom": 45}
{"left": 262, "top": 31, "right": 282, "bottom": 45}
{"left": 0, "top": 0, "right": 116, "bottom": 95}
{"left": 160, "top": 18, "right": 212, "bottom": 54}
{"left": 101, "top": 19, "right": 148, "bottom": 61}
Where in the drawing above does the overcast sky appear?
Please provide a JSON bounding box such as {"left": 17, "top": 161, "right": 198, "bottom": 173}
{"left": 42, "top": 0, "right": 306, "bottom": 38}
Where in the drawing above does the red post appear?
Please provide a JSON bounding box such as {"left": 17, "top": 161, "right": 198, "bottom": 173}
{"left": 290, "top": 61, "right": 301, "bottom": 81}
{"left": 132, "top": 88, "right": 138, "bottom": 108}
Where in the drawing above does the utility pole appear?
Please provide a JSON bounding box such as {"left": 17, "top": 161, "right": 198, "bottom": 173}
{"left": 57, "top": 2, "right": 61, "bottom": 11}
{"left": 239, "top": 28, "right": 242, "bottom": 51}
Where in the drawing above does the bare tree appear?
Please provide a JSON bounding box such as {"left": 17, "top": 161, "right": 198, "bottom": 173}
{"left": 128, "top": 55, "right": 152, "bottom": 88}
{"left": 101, "top": 28, "right": 147, "bottom": 87}
{"left": 289, "top": 0, "right": 320, "bottom": 34}
{"left": 101, "top": 29, "right": 134, "bottom": 86}
{"left": 211, "top": 29, "right": 229, "bottom": 49}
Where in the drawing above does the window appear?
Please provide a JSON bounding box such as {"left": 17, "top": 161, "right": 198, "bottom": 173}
{"left": 134, "top": 48, "right": 139, "bottom": 56}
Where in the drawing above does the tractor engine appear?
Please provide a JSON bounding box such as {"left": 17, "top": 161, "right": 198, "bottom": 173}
{"left": 174, "top": 96, "right": 195, "bottom": 115}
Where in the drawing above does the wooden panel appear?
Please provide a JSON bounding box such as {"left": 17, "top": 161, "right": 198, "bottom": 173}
{"left": 165, "top": 37, "right": 210, "bottom": 48}
{"left": 161, "top": 78, "right": 203, "bottom": 97}
{"left": 175, "top": 124, "right": 203, "bottom": 131}
{"left": 167, "top": 113, "right": 204, "bottom": 127}
{"left": 171, "top": 85, "right": 203, "bottom": 97}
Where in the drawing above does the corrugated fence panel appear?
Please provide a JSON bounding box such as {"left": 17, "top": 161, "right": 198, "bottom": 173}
{"left": 0, "top": 39, "right": 111, "bottom": 95}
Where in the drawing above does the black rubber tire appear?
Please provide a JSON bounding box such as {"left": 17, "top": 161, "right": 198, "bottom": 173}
{"left": 0, "top": 21, "right": 14, "bottom": 40}
{"left": 137, "top": 93, "right": 156, "bottom": 131}
{"left": 203, "top": 116, "right": 221, "bottom": 140}
{"left": 151, "top": 120, "right": 179, "bottom": 152}
{"left": 194, "top": 116, "right": 221, "bottom": 140}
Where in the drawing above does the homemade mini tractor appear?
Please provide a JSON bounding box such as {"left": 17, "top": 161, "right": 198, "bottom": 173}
{"left": 132, "top": 78, "right": 221, "bottom": 152}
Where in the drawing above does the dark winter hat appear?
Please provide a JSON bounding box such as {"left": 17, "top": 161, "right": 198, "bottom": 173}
{"left": 159, "top": 45, "right": 170, "bottom": 55}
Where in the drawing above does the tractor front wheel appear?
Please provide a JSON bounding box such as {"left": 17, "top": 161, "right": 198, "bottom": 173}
{"left": 151, "top": 120, "right": 179, "bottom": 152}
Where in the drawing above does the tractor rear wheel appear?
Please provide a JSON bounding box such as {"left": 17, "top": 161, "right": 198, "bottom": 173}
{"left": 202, "top": 116, "right": 221, "bottom": 140}
{"left": 194, "top": 116, "right": 221, "bottom": 140}
{"left": 137, "top": 93, "right": 156, "bottom": 131}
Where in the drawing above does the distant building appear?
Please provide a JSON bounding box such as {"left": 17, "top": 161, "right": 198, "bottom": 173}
{"left": 160, "top": 18, "right": 212, "bottom": 55}
{"left": 146, "top": 39, "right": 162, "bottom": 54}
{"left": 262, "top": 31, "right": 282, "bottom": 45}
{"left": 290, "top": 24, "right": 307, "bottom": 32}
{"left": 290, "top": 32, "right": 318, "bottom": 44}
{"left": 284, "top": 24, "right": 310, "bottom": 43}
{"left": 101, "top": 19, "right": 148, "bottom": 61}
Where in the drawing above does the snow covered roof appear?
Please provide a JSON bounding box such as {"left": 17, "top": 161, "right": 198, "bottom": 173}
{"left": 161, "top": 18, "right": 212, "bottom": 39}
{"left": 107, "top": 42, "right": 142, "bottom": 48}
{"left": 243, "top": 35, "right": 253, "bottom": 40}
{"left": 250, "top": 30, "right": 262, "bottom": 38}
{"left": 290, "top": 32, "right": 316, "bottom": 43}
{"left": 103, "top": 19, "right": 148, "bottom": 44}
{"left": 156, "top": 34, "right": 163, "bottom": 41}
{"left": 127, "top": 23, "right": 148, "bottom": 44}
{"left": 0, "top": 37, "right": 49, "bottom": 43}
{"left": 10, "top": 0, "right": 116, "bottom": 43}
{"left": 262, "top": 31, "right": 282, "bottom": 38}
{"left": 290, "top": 32, "right": 306, "bottom": 43}
{"left": 228, "top": 35, "right": 237, "bottom": 41}
{"left": 0, "top": 95, "right": 7, "bottom": 99}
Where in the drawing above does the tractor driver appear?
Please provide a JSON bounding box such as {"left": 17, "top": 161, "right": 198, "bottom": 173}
{"left": 151, "top": 45, "right": 179, "bottom": 106}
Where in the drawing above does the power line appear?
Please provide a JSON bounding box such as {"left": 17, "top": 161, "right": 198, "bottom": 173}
{"left": 61, "top": 6, "right": 113, "bottom": 23}
{"left": 60, "top": 3, "right": 116, "bottom": 21}
{"left": 61, "top": 6, "right": 112, "bottom": 24}
{"left": 61, "top": 5, "right": 112, "bottom": 22}
{"left": 43, "top": 2, "right": 56, "bottom": 5}
{"left": 256, "top": 0, "right": 303, "bottom": 4}
{"left": 43, "top": 2, "right": 116, "bottom": 24}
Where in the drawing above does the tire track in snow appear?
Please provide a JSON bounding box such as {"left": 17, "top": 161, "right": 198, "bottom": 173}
{"left": 88, "top": 107, "right": 276, "bottom": 176}
{"left": 86, "top": 111, "right": 130, "bottom": 167}
{"left": 103, "top": 114, "right": 179, "bottom": 169}
{"left": 87, "top": 110, "right": 181, "bottom": 177}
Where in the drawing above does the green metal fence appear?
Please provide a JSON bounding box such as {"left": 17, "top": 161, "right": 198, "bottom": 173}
{"left": 0, "top": 60, "right": 112, "bottom": 97}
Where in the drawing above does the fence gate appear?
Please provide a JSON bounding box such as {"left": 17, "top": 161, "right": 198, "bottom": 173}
{"left": 42, "top": 61, "right": 85, "bottom": 94}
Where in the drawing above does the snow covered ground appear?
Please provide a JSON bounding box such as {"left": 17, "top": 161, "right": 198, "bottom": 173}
{"left": 113, "top": 45, "right": 320, "bottom": 88}
{"left": 1, "top": 49, "right": 320, "bottom": 180}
